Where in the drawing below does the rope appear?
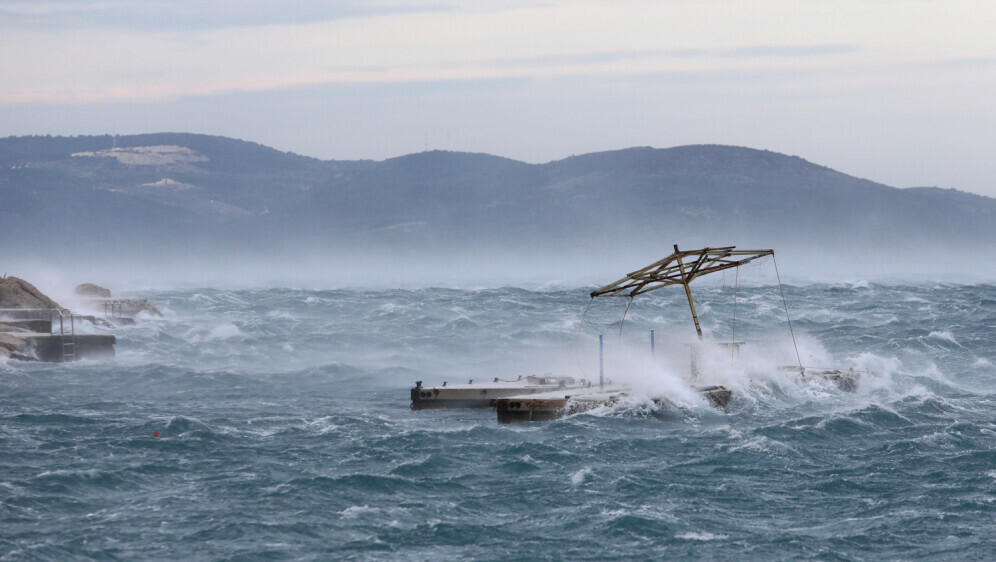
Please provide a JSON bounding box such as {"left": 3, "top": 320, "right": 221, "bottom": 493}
{"left": 573, "top": 294, "right": 634, "bottom": 379}
{"left": 618, "top": 297, "right": 633, "bottom": 341}
{"left": 772, "top": 254, "right": 803, "bottom": 373}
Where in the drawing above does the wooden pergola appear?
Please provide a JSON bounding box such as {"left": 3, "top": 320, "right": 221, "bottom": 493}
{"left": 590, "top": 245, "right": 774, "bottom": 339}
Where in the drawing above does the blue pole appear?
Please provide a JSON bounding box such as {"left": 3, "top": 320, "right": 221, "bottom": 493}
{"left": 599, "top": 334, "right": 604, "bottom": 388}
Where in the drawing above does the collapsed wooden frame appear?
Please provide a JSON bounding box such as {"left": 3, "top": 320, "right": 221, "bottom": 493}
{"left": 590, "top": 245, "right": 774, "bottom": 299}
{"left": 589, "top": 244, "right": 775, "bottom": 339}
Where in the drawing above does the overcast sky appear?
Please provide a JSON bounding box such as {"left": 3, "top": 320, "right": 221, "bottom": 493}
{"left": 1, "top": 0, "right": 994, "bottom": 196}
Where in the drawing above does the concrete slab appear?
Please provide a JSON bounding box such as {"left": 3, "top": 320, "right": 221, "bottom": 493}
{"left": 495, "top": 385, "right": 732, "bottom": 423}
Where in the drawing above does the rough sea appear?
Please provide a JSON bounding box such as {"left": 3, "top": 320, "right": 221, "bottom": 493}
{"left": 2, "top": 281, "right": 994, "bottom": 560}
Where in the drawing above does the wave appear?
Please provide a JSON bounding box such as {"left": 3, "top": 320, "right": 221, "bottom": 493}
{"left": 3, "top": 283, "right": 992, "bottom": 560}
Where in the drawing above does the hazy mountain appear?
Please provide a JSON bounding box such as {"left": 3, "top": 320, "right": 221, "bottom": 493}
{"left": 2, "top": 133, "right": 993, "bottom": 282}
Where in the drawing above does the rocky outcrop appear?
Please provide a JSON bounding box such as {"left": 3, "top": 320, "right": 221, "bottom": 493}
{"left": 0, "top": 325, "right": 33, "bottom": 360}
{"left": 0, "top": 276, "right": 63, "bottom": 310}
{"left": 73, "top": 282, "right": 163, "bottom": 317}
{"left": 133, "top": 299, "right": 162, "bottom": 317}
{"left": 1, "top": 277, "right": 62, "bottom": 359}
{"left": 2, "top": 278, "right": 77, "bottom": 360}
{"left": 74, "top": 283, "right": 112, "bottom": 298}
{"left": 108, "top": 299, "right": 163, "bottom": 317}
{"left": 1, "top": 278, "right": 119, "bottom": 361}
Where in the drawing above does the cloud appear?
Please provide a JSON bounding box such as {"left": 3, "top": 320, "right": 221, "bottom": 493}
{"left": 462, "top": 45, "right": 859, "bottom": 71}
{"left": 922, "top": 56, "right": 996, "bottom": 69}
{"left": 472, "top": 50, "right": 669, "bottom": 69}
{"left": 0, "top": 0, "right": 452, "bottom": 31}
{"left": 673, "top": 45, "right": 859, "bottom": 58}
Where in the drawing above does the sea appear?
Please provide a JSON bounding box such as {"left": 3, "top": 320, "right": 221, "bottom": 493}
{"left": 1, "top": 281, "right": 993, "bottom": 560}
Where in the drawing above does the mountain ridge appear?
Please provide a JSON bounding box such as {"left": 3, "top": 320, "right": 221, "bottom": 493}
{"left": 2, "top": 133, "right": 992, "bottom": 280}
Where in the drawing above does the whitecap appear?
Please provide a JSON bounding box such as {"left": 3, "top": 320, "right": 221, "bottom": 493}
{"left": 571, "top": 467, "right": 592, "bottom": 486}
{"left": 378, "top": 302, "right": 407, "bottom": 314}
{"left": 265, "top": 310, "right": 297, "bottom": 320}
{"left": 340, "top": 505, "right": 379, "bottom": 519}
{"left": 727, "top": 434, "right": 795, "bottom": 455}
{"left": 206, "top": 322, "right": 241, "bottom": 340}
{"left": 927, "top": 331, "right": 960, "bottom": 345}
{"left": 305, "top": 416, "right": 341, "bottom": 434}
{"left": 677, "top": 531, "right": 729, "bottom": 541}
{"left": 36, "top": 468, "right": 102, "bottom": 479}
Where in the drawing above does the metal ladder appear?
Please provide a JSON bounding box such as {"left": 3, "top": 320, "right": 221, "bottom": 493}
{"left": 52, "top": 310, "right": 76, "bottom": 362}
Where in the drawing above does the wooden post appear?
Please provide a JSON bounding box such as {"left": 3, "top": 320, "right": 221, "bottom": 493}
{"left": 674, "top": 244, "right": 703, "bottom": 340}
{"left": 599, "top": 334, "right": 604, "bottom": 388}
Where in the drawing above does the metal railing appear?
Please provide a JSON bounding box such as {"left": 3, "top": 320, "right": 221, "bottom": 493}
{"left": 103, "top": 300, "right": 125, "bottom": 319}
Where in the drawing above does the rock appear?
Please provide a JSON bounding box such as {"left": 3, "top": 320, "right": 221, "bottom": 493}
{"left": 72, "top": 283, "right": 162, "bottom": 318}
{"left": 0, "top": 325, "right": 34, "bottom": 360}
{"left": 119, "top": 298, "right": 163, "bottom": 317}
{"left": 74, "top": 283, "right": 112, "bottom": 298}
{"left": 0, "top": 276, "right": 63, "bottom": 310}
{"left": 0, "top": 332, "right": 27, "bottom": 359}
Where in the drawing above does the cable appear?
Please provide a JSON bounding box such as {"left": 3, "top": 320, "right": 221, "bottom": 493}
{"left": 618, "top": 296, "right": 633, "bottom": 341}
{"left": 772, "top": 254, "right": 803, "bottom": 373}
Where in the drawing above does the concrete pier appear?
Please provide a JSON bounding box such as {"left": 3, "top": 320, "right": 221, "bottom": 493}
{"left": 495, "top": 385, "right": 732, "bottom": 424}
{"left": 24, "top": 333, "right": 116, "bottom": 362}
{"left": 1, "top": 280, "right": 131, "bottom": 363}
{"left": 411, "top": 375, "right": 591, "bottom": 410}
{"left": 0, "top": 331, "right": 116, "bottom": 362}
{"left": 1, "top": 310, "right": 117, "bottom": 362}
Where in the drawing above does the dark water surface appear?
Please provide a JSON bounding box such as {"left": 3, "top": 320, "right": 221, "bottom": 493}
{"left": 2, "top": 283, "right": 994, "bottom": 560}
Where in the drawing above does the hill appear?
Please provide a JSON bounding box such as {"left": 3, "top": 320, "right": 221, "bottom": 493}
{"left": 1, "top": 134, "right": 993, "bottom": 283}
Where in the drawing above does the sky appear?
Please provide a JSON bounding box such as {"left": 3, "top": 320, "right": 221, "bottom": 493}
{"left": 1, "top": 0, "right": 994, "bottom": 197}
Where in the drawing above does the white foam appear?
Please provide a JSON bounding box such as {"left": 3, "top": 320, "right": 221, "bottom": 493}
{"left": 265, "top": 310, "right": 296, "bottom": 320}
{"left": 205, "top": 322, "right": 241, "bottom": 340}
{"left": 305, "top": 416, "right": 341, "bottom": 434}
{"left": 676, "top": 531, "right": 729, "bottom": 541}
{"left": 927, "top": 331, "right": 961, "bottom": 345}
{"left": 570, "top": 467, "right": 592, "bottom": 486}
{"left": 340, "top": 505, "right": 379, "bottom": 519}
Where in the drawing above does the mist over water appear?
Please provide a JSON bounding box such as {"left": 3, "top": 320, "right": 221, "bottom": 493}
{"left": 8, "top": 234, "right": 996, "bottom": 297}
{"left": 1, "top": 280, "right": 994, "bottom": 560}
